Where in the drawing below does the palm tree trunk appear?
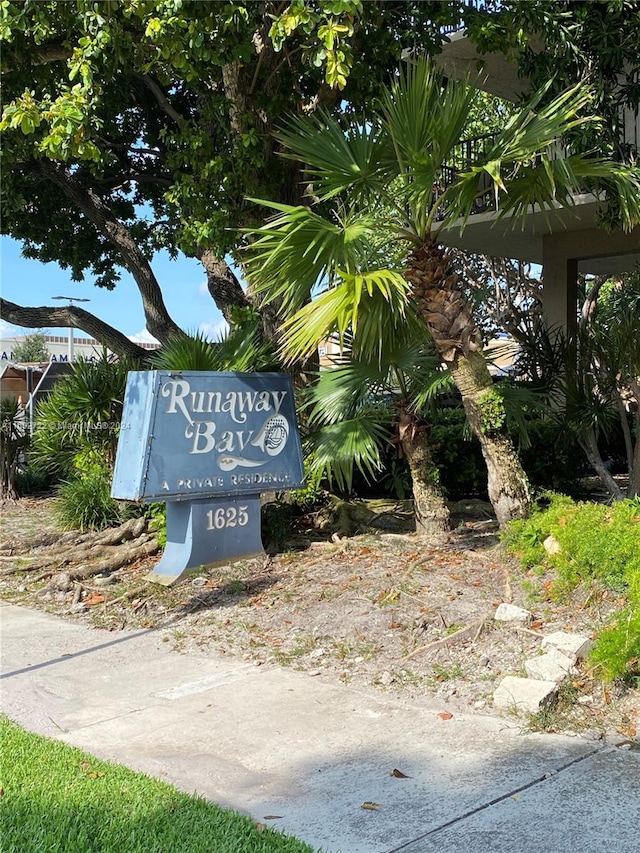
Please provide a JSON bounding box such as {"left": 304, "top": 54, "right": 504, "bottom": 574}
{"left": 449, "top": 350, "right": 531, "bottom": 525}
{"left": 408, "top": 238, "right": 531, "bottom": 526}
{"left": 398, "top": 410, "right": 450, "bottom": 536}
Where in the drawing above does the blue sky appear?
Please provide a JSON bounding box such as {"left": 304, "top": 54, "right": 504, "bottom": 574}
{"left": 0, "top": 236, "right": 228, "bottom": 343}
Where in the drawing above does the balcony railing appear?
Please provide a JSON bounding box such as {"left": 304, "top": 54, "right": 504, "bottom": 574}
{"left": 435, "top": 114, "right": 639, "bottom": 220}
{"left": 440, "top": 0, "right": 500, "bottom": 35}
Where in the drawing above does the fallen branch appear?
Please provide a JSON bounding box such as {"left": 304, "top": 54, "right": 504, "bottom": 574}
{"left": 70, "top": 535, "right": 159, "bottom": 580}
{"left": 0, "top": 518, "right": 150, "bottom": 575}
{"left": 103, "top": 584, "right": 152, "bottom": 609}
{"left": 400, "top": 618, "right": 487, "bottom": 663}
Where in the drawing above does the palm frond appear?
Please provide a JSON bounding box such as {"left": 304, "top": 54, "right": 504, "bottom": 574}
{"left": 279, "top": 268, "right": 410, "bottom": 363}
{"left": 276, "top": 113, "right": 387, "bottom": 204}
{"left": 442, "top": 82, "right": 640, "bottom": 231}
{"left": 243, "top": 202, "right": 380, "bottom": 313}
{"left": 307, "top": 416, "right": 389, "bottom": 492}
{"left": 305, "top": 361, "right": 392, "bottom": 425}
{"left": 152, "top": 329, "right": 278, "bottom": 373}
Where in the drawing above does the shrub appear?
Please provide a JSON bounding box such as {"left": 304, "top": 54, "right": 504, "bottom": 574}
{"left": 430, "top": 409, "right": 486, "bottom": 499}
{"left": 54, "top": 464, "right": 123, "bottom": 531}
{"left": 0, "top": 396, "right": 30, "bottom": 499}
{"left": 503, "top": 495, "right": 640, "bottom": 681}
{"left": 30, "top": 355, "right": 134, "bottom": 480}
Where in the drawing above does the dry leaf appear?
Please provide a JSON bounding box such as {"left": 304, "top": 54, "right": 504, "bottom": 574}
{"left": 390, "top": 768, "right": 410, "bottom": 778}
{"left": 262, "top": 815, "right": 283, "bottom": 820}
{"left": 437, "top": 712, "right": 453, "bottom": 720}
{"left": 361, "top": 802, "right": 382, "bottom": 810}
{"left": 84, "top": 593, "right": 105, "bottom": 607}
{"left": 255, "top": 822, "right": 266, "bottom": 833}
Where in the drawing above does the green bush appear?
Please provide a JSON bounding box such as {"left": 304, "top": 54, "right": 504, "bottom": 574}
{"left": 516, "top": 417, "right": 588, "bottom": 496}
{"left": 54, "top": 465, "right": 124, "bottom": 531}
{"left": 503, "top": 495, "right": 640, "bottom": 681}
{"left": 430, "top": 409, "right": 486, "bottom": 499}
{"left": 15, "top": 465, "right": 56, "bottom": 495}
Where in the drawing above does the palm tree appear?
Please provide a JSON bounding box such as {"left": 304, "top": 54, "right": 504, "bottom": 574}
{"left": 243, "top": 59, "right": 640, "bottom": 526}
{"left": 305, "top": 323, "right": 453, "bottom": 536}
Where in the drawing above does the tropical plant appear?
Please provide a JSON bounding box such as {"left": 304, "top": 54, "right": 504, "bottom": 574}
{"left": 305, "top": 323, "right": 453, "bottom": 535}
{"left": 544, "top": 272, "right": 640, "bottom": 499}
{"left": 151, "top": 310, "right": 279, "bottom": 373}
{"left": 0, "top": 396, "right": 29, "bottom": 499}
{"left": 243, "top": 58, "right": 640, "bottom": 526}
{"left": 30, "top": 354, "right": 135, "bottom": 480}
{"left": 28, "top": 353, "right": 143, "bottom": 529}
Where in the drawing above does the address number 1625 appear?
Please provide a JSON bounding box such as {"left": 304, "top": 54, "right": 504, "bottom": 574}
{"left": 205, "top": 506, "right": 249, "bottom": 530}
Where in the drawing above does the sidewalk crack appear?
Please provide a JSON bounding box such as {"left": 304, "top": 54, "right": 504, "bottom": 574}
{"left": 384, "top": 746, "right": 604, "bottom": 853}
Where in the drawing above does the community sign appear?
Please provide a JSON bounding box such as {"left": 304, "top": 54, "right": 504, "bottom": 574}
{"left": 112, "top": 370, "right": 304, "bottom": 584}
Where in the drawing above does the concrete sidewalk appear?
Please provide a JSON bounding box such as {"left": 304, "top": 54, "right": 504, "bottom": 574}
{"left": 1, "top": 602, "right": 638, "bottom": 852}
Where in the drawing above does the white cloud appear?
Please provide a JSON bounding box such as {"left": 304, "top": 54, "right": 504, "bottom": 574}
{"left": 0, "top": 321, "right": 21, "bottom": 338}
{"left": 199, "top": 318, "right": 229, "bottom": 341}
{"left": 129, "top": 328, "right": 160, "bottom": 344}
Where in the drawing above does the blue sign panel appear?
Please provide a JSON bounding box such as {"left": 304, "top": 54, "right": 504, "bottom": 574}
{"left": 112, "top": 371, "right": 304, "bottom": 502}
{"left": 150, "top": 496, "right": 264, "bottom": 585}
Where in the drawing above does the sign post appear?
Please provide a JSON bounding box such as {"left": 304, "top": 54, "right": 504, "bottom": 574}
{"left": 111, "top": 371, "right": 304, "bottom": 585}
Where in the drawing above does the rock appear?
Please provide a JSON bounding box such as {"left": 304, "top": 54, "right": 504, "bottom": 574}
{"left": 493, "top": 676, "right": 558, "bottom": 714}
{"left": 541, "top": 631, "right": 591, "bottom": 662}
{"left": 543, "top": 534, "right": 562, "bottom": 556}
{"left": 49, "top": 572, "right": 72, "bottom": 592}
{"left": 525, "top": 649, "right": 574, "bottom": 682}
{"left": 493, "top": 602, "right": 533, "bottom": 625}
{"left": 308, "top": 648, "right": 326, "bottom": 660}
{"left": 93, "top": 574, "right": 118, "bottom": 587}
{"left": 69, "top": 602, "right": 88, "bottom": 613}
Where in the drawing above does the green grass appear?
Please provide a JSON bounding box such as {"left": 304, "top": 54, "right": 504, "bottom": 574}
{"left": 0, "top": 717, "right": 318, "bottom": 853}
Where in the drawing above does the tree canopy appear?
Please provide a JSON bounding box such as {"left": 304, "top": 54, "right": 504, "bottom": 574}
{"left": 2, "top": 1, "right": 638, "bottom": 356}
{"left": 0, "top": 0, "right": 462, "bottom": 355}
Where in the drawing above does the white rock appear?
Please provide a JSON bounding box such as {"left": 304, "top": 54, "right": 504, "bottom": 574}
{"left": 493, "top": 603, "right": 533, "bottom": 625}
{"left": 543, "top": 535, "right": 562, "bottom": 556}
{"left": 541, "top": 631, "right": 591, "bottom": 662}
{"left": 525, "top": 649, "right": 574, "bottom": 682}
{"left": 493, "top": 676, "right": 558, "bottom": 714}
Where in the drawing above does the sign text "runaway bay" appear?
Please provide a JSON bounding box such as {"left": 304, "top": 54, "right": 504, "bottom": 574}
{"left": 160, "top": 378, "right": 288, "bottom": 455}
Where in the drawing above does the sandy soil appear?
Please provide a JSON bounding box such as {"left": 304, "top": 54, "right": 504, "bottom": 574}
{"left": 1, "top": 495, "right": 637, "bottom": 744}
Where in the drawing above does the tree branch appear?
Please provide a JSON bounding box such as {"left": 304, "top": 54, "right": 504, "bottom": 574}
{"left": 130, "top": 71, "right": 185, "bottom": 126}
{"left": 197, "top": 250, "right": 251, "bottom": 321}
{"left": 35, "top": 160, "right": 184, "bottom": 344}
{"left": 0, "top": 299, "right": 148, "bottom": 361}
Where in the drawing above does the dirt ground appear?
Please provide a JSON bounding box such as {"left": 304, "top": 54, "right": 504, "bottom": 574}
{"left": 1, "top": 494, "right": 638, "bottom": 744}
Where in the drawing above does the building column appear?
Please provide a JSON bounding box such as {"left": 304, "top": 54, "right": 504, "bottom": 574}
{"left": 541, "top": 235, "right": 578, "bottom": 335}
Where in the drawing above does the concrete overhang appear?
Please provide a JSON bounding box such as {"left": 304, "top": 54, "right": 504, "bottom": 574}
{"left": 437, "top": 194, "right": 640, "bottom": 275}
{"left": 434, "top": 31, "right": 538, "bottom": 102}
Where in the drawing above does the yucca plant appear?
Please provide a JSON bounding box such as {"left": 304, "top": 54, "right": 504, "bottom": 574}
{"left": 30, "top": 353, "right": 135, "bottom": 479}
{"left": 243, "top": 58, "right": 640, "bottom": 526}
{"left": 0, "top": 396, "right": 29, "bottom": 499}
